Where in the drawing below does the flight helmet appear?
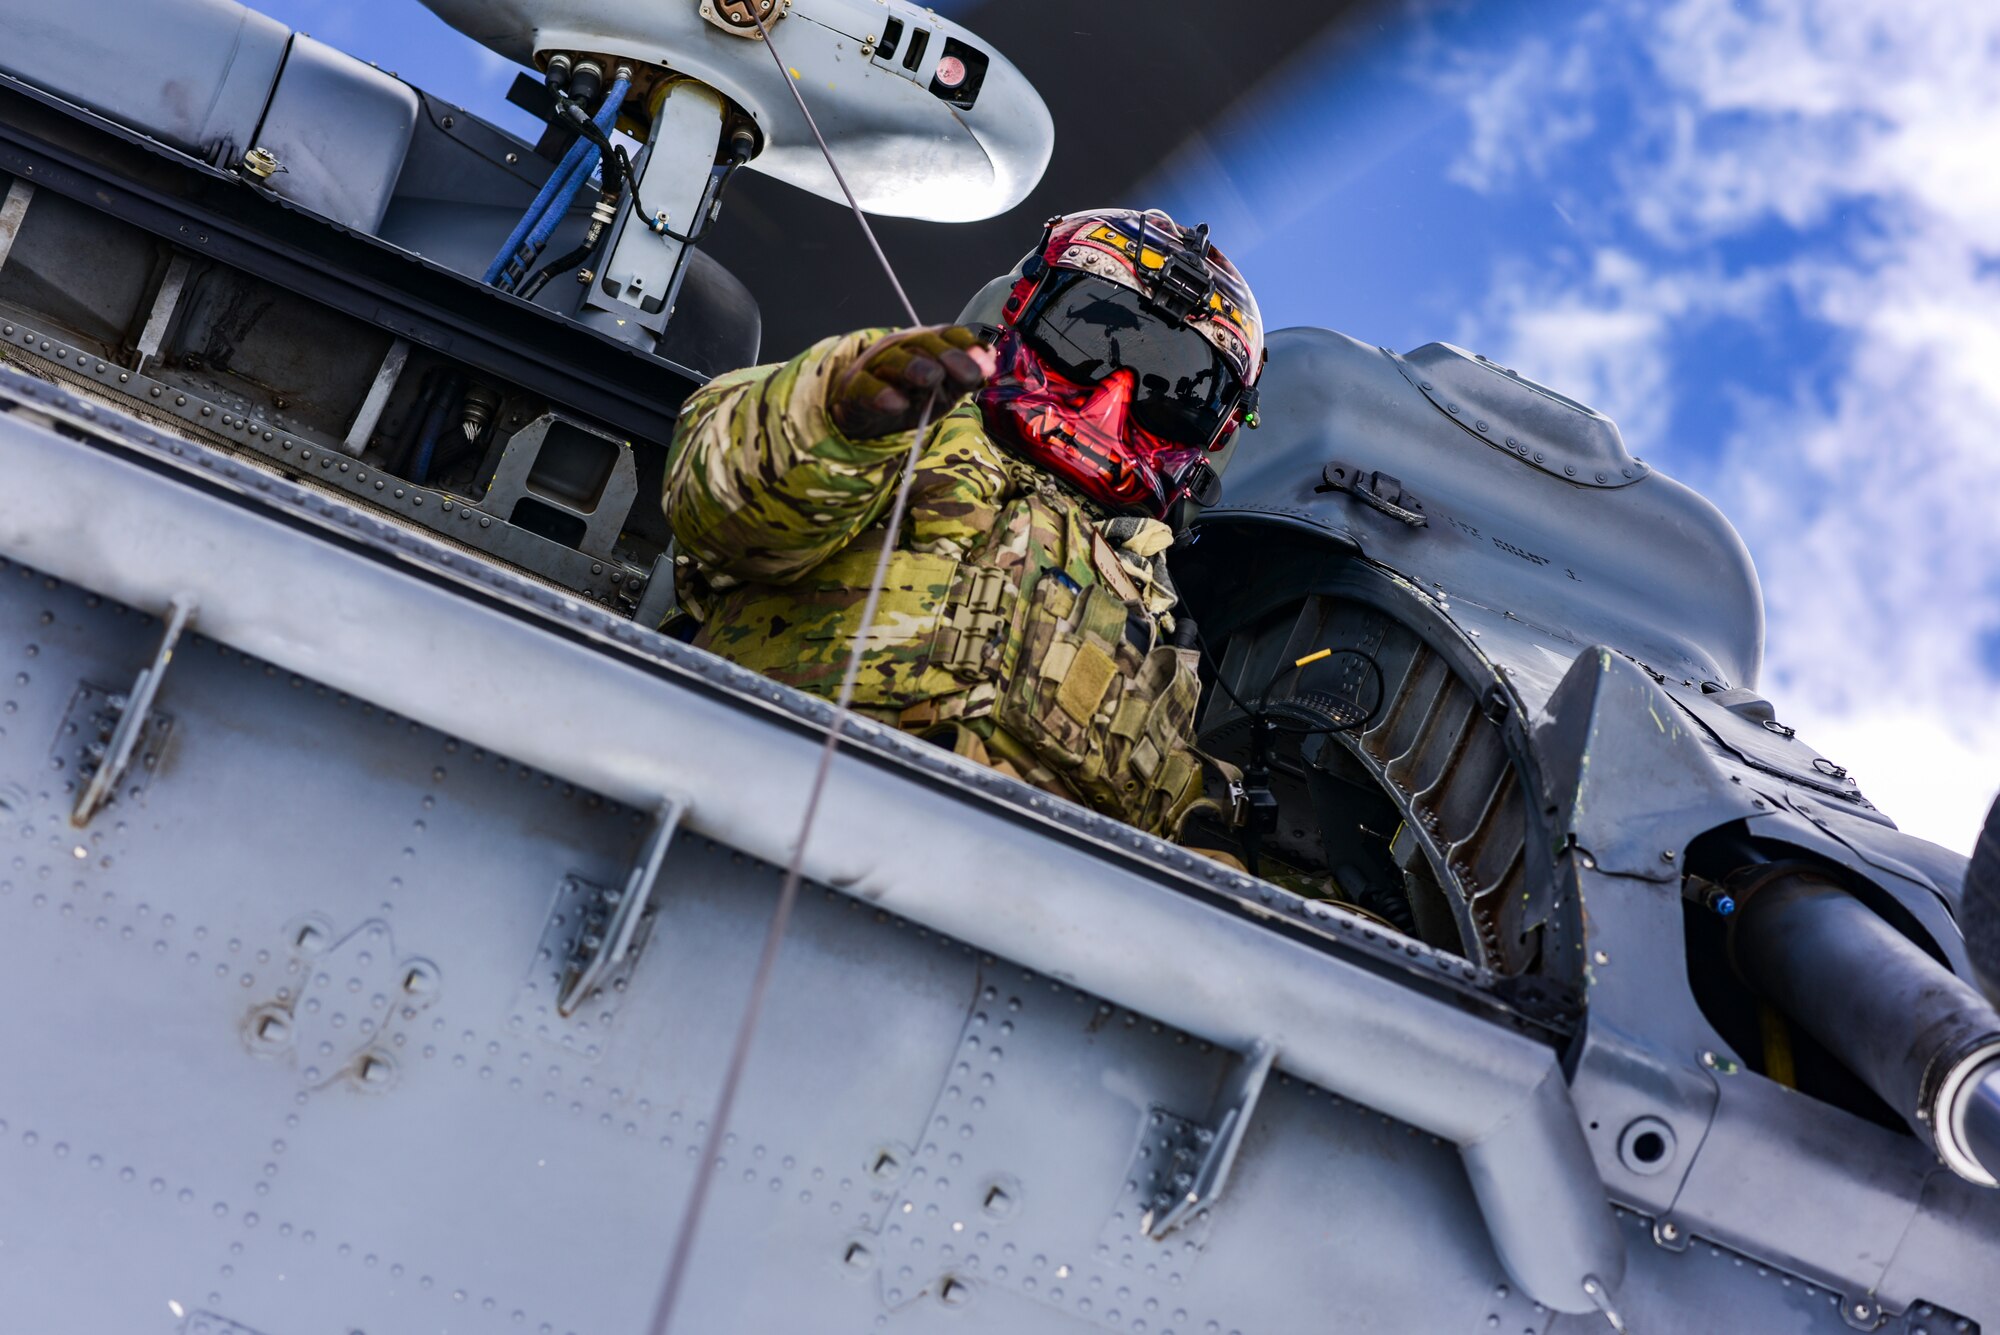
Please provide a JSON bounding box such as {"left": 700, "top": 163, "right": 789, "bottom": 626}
{"left": 965, "top": 208, "right": 1265, "bottom": 522}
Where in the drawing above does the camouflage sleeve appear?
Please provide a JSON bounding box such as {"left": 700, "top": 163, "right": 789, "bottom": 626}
{"left": 664, "top": 327, "right": 915, "bottom": 585}
{"left": 903, "top": 400, "right": 1011, "bottom": 560}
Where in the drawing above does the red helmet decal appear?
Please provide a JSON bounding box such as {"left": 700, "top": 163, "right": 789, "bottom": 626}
{"left": 979, "top": 208, "right": 1259, "bottom": 519}
{"left": 978, "top": 332, "right": 1223, "bottom": 520}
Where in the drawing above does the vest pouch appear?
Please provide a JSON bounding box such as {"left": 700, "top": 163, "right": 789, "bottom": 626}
{"left": 1124, "top": 646, "right": 1207, "bottom": 834}
{"left": 998, "top": 576, "right": 1207, "bottom": 835}
{"left": 695, "top": 545, "right": 964, "bottom": 709}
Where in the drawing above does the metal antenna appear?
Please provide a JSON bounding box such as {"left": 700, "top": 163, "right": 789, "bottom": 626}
{"left": 646, "top": 10, "right": 939, "bottom": 1331}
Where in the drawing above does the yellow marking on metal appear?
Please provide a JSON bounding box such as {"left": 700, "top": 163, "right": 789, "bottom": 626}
{"left": 1759, "top": 1003, "right": 1797, "bottom": 1088}
{"left": 1294, "top": 648, "right": 1333, "bottom": 669}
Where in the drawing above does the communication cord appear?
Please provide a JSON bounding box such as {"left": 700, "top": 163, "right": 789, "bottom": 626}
{"left": 645, "top": 11, "right": 932, "bottom": 1333}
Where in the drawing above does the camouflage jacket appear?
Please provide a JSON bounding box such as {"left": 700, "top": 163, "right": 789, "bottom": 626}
{"left": 664, "top": 329, "right": 1210, "bottom": 837}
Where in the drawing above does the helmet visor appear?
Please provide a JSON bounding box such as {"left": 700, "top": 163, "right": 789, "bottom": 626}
{"left": 1019, "top": 272, "right": 1244, "bottom": 448}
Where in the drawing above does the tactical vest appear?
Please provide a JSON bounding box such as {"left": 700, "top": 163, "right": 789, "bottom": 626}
{"left": 691, "top": 476, "right": 1209, "bottom": 837}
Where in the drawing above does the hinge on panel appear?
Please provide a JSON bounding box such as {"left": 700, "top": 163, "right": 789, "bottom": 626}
{"left": 1317, "top": 461, "right": 1428, "bottom": 528}
{"left": 558, "top": 796, "right": 686, "bottom": 1016}
{"left": 72, "top": 595, "right": 195, "bottom": 827}
{"left": 1139, "top": 1039, "right": 1278, "bottom": 1240}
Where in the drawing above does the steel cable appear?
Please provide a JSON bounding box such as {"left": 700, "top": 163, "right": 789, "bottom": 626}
{"left": 646, "top": 11, "right": 936, "bottom": 1332}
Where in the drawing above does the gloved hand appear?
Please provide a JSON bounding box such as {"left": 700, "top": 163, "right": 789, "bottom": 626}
{"left": 830, "top": 325, "right": 996, "bottom": 439}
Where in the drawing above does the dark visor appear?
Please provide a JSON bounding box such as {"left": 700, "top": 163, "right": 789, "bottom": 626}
{"left": 1019, "top": 272, "right": 1243, "bottom": 447}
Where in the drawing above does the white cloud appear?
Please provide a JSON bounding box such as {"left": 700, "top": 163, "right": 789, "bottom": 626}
{"left": 1450, "top": 248, "right": 1775, "bottom": 453}
{"left": 1435, "top": 0, "right": 2000, "bottom": 855}
{"left": 1640, "top": 0, "right": 2000, "bottom": 249}
{"left": 1430, "top": 33, "right": 1601, "bottom": 194}
{"left": 1714, "top": 241, "right": 2000, "bottom": 851}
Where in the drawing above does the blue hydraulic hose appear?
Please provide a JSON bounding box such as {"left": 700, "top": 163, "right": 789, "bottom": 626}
{"left": 410, "top": 372, "right": 463, "bottom": 484}
{"left": 483, "top": 136, "right": 592, "bottom": 286}
{"left": 521, "top": 143, "right": 600, "bottom": 254}
{"left": 480, "top": 78, "right": 628, "bottom": 287}
{"left": 500, "top": 77, "right": 629, "bottom": 289}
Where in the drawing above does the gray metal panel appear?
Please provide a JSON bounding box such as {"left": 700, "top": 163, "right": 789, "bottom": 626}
{"left": 0, "top": 365, "right": 1626, "bottom": 1316}
{"left": 1399, "top": 341, "right": 1649, "bottom": 488}
{"left": 4, "top": 554, "right": 1981, "bottom": 1330}
{"left": 1198, "top": 326, "right": 1766, "bottom": 690}
{"left": 0, "top": 0, "right": 287, "bottom": 161}
{"left": 1664, "top": 677, "right": 1873, "bottom": 808}
{"left": 5, "top": 357, "right": 1999, "bottom": 1327}
{"left": 252, "top": 35, "right": 419, "bottom": 234}
{"left": 1673, "top": 1060, "right": 1929, "bottom": 1304}
{"left": 0, "top": 542, "right": 1554, "bottom": 1332}
{"left": 1547, "top": 1211, "right": 1915, "bottom": 1335}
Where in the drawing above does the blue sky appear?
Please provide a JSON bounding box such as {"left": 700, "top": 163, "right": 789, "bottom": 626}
{"left": 1146, "top": 0, "right": 2000, "bottom": 855}
{"left": 254, "top": 0, "right": 1999, "bottom": 854}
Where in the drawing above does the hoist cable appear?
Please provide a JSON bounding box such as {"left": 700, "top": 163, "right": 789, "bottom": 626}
{"left": 646, "top": 11, "right": 934, "bottom": 1332}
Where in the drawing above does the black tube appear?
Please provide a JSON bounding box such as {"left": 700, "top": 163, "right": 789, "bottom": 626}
{"left": 391, "top": 368, "right": 444, "bottom": 475}
{"left": 1965, "top": 791, "right": 2000, "bottom": 1006}
{"left": 567, "top": 60, "right": 604, "bottom": 108}
{"left": 1733, "top": 871, "right": 2000, "bottom": 1181}
{"left": 520, "top": 242, "right": 593, "bottom": 300}
{"left": 409, "top": 371, "right": 463, "bottom": 485}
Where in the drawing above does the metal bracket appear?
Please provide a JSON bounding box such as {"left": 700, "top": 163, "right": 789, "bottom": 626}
{"left": 631, "top": 545, "right": 680, "bottom": 631}
{"left": 133, "top": 253, "right": 191, "bottom": 373}
{"left": 340, "top": 337, "right": 410, "bottom": 456}
{"left": 699, "top": 0, "right": 787, "bottom": 39}
{"left": 0, "top": 177, "right": 35, "bottom": 273}
{"left": 72, "top": 594, "right": 193, "bottom": 827}
{"left": 1317, "top": 461, "right": 1428, "bottom": 527}
{"left": 1140, "top": 1039, "right": 1278, "bottom": 1239}
{"left": 559, "top": 796, "right": 686, "bottom": 1015}
{"left": 474, "top": 413, "right": 639, "bottom": 562}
